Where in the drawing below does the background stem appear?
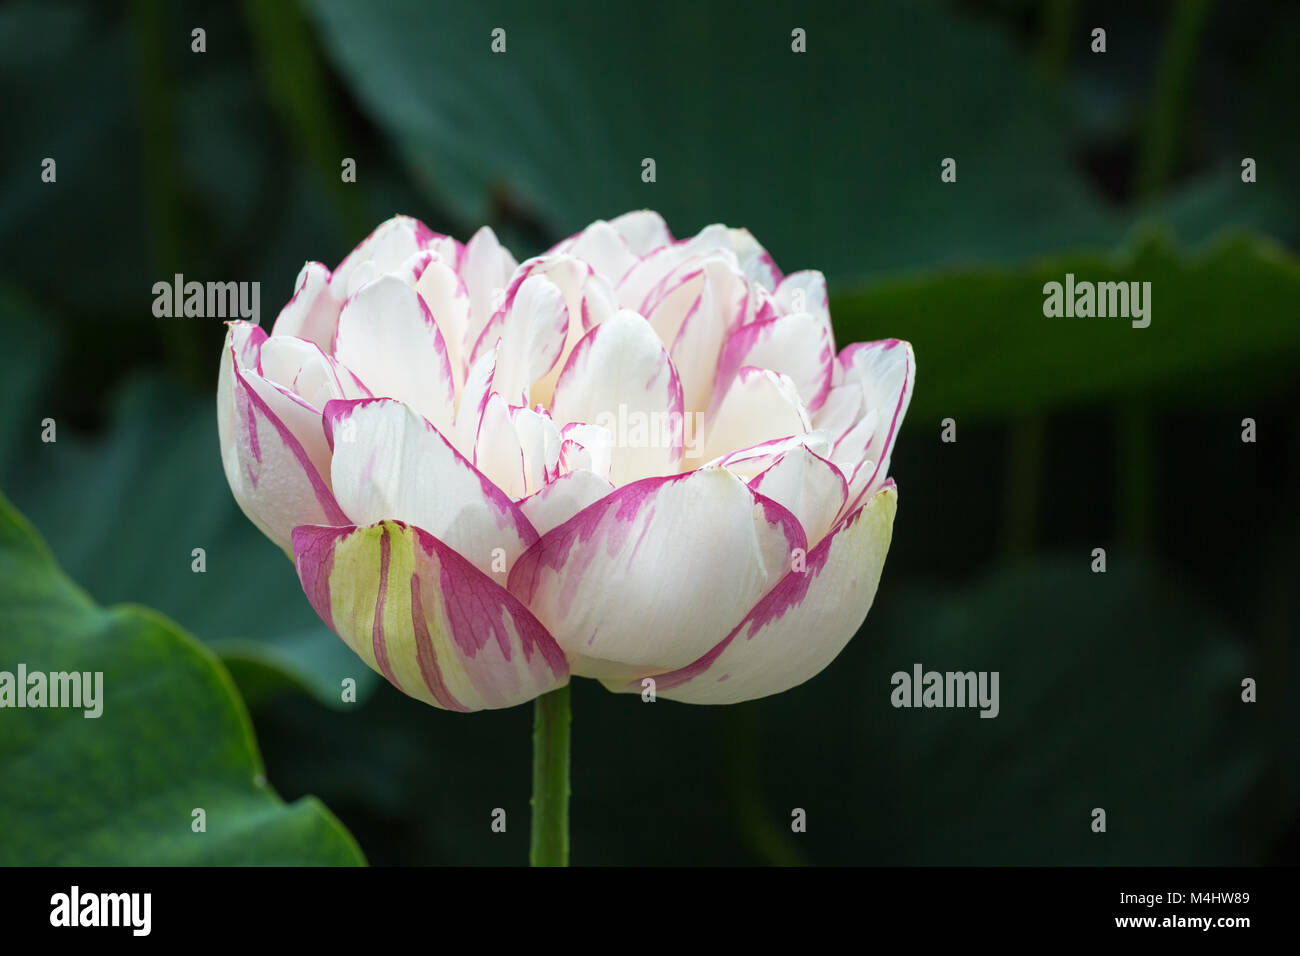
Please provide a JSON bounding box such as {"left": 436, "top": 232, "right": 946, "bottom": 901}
{"left": 529, "top": 684, "right": 571, "bottom": 866}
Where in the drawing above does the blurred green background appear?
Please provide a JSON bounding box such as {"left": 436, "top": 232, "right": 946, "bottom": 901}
{"left": 0, "top": 0, "right": 1296, "bottom": 864}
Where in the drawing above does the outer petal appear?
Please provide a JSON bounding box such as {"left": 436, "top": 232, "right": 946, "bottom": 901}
{"left": 324, "top": 398, "right": 538, "bottom": 575}
{"left": 507, "top": 467, "right": 806, "bottom": 680}
{"left": 549, "top": 310, "right": 685, "bottom": 486}
{"left": 607, "top": 485, "right": 897, "bottom": 704}
{"left": 333, "top": 275, "right": 458, "bottom": 436}
{"left": 834, "top": 339, "right": 915, "bottom": 518}
{"left": 217, "top": 322, "right": 348, "bottom": 554}
{"left": 293, "top": 520, "right": 568, "bottom": 712}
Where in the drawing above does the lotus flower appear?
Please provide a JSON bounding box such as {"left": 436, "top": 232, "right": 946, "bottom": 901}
{"left": 217, "top": 212, "right": 913, "bottom": 710}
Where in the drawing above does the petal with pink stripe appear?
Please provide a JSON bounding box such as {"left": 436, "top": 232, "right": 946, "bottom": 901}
{"left": 549, "top": 310, "right": 685, "bottom": 486}
{"left": 325, "top": 398, "right": 538, "bottom": 575}
{"left": 293, "top": 520, "right": 568, "bottom": 712}
{"left": 217, "top": 323, "right": 347, "bottom": 555}
{"left": 606, "top": 485, "right": 897, "bottom": 704}
{"left": 333, "top": 275, "right": 457, "bottom": 436}
{"left": 507, "top": 466, "right": 806, "bottom": 679}
{"left": 270, "top": 261, "right": 341, "bottom": 352}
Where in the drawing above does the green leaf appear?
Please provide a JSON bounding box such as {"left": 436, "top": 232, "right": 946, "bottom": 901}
{"left": 833, "top": 230, "right": 1300, "bottom": 423}
{"left": 0, "top": 489, "right": 365, "bottom": 865}
{"left": 0, "top": 290, "right": 378, "bottom": 709}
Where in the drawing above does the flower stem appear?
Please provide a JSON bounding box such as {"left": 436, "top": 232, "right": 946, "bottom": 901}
{"left": 529, "top": 684, "right": 571, "bottom": 866}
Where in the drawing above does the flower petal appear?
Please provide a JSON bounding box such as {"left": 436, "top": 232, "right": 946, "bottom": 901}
{"left": 271, "top": 261, "right": 341, "bottom": 351}
{"left": 727, "top": 227, "right": 781, "bottom": 291}
{"left": 700, "top": 366, "right": 811, "bottom": 464}
{"left": 459, "top": 225, "right": 517, "bottom": 354}
{"left": 609, "top": 209, "right": 673, "bottom": 257}
{"left": 518, "top": 468, "right": 613, "bottom": 536}
{"left": 258, "top": 334, "right": 371, "bottom": 407}
{"left": 324, "top": 398, "right": 538, "bottom": 574}
{"left": 411, "top": 253, "right": 473, "bottom": 391}
{"left": 333, "top": 275, "right": 457, "bottom": 436}
{"left": 490, "top": 272, "right": 570, "bottom": 406}
{"left": 606, "top": 485, "right": 897, "bottom": 704}
{"left": 550, "top": 310, "right": 684, "bottom": 486}
{"left": 217, "top": 323, "right": 347, "bottom": 554}
{"left": 834, "top": 339, "right": 915, "bottom": 517}
{"left": 713, "top": 310, "right": 834, "bottom": 414}
{"left": 332, "top": 215, "right": 443, "bottom": 293}
{"left": 507, "top": 467, "right": 806, "bottom": 679}
{"left": 293, "top": 520, "right": 568, "bottom": 712}
{"left": 750, "top": 445, "right": 848, "bottom": 546}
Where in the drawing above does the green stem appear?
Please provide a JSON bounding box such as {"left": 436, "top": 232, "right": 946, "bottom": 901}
{"left": 529, "top": 684, "right": 571, "bottom": 866}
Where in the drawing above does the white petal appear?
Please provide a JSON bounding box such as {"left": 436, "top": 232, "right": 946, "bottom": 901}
{"left": 774, "top": 270, "right": 829, "bottom": 324}
{"left": 507, "top": 467, "right": 806, "bottom": 678}
{"left": 608, "top": 210, "right": 672, "bottom": 257}
{"left": 835, "top": 339, "right": 915, "bottom": 516}
{"left": 700, "top": 366, "right": 810, "bottom": 464}
{"left": 549, "top": 310, "right": 684, "bottom": 486}
{"left": 270, "top": 261, "right": 340, "bottom": 351}
{"left": 332, "top": 215, "right": 440, "bottom": 292}
{"left": 727, "top": 227, "right": 781, "bottom": 291}
{"left": 217, "top": 323, "right": 347, "bottom": 554}
{"left": 558, "top": 422, "right": 613, "bottom": 482}
{"left": 713, "top": 311, "right": 834, "bottom": 414}
{"left": 750, "top": 445, "right": 848, "bottom": 546}
{"left": 412, "top": 254, "right": 473, "bottom": 390}
{"left": 460, "top": 226, "right": 517, "bottom": 356}
{"left": 334, "top": 275, "right": 457, "bottom": 436}
{"left": 325, "top": 398, "right": 537, "bottom": 574}
{"left": 491, "top": 272, "right": 572, "bottom": 405}
{"left": 602, "top": 486, "right": 897, "bottom": 704}
{"left": 518, "top": 468, "right": 613, "bottom": 536}
{"left": 259, "top": 335, "right": 370, "bottom": 408}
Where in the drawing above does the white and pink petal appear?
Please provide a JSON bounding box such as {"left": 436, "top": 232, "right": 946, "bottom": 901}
{"left": 507, "top": 467, "right": 806, "bottom": 679}
{"left": 324, "top": 398, "right": 538, "bottom": 574}
{"left": 605, "top": 484, "right": 897, "bottom": 704}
